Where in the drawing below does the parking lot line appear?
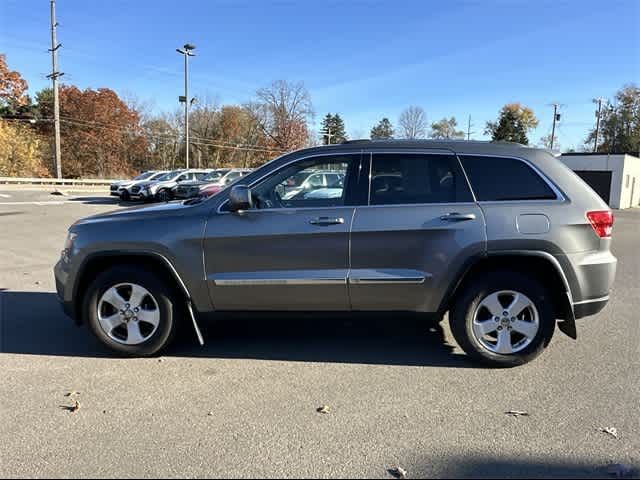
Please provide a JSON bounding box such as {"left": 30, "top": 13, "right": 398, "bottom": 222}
{"left": 0, "top": 201, "right": 68, "bottom": 206}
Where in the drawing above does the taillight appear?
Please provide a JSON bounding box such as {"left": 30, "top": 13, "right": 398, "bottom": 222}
{"left": 586, "top": 210, "right": 614, "bottom": 238}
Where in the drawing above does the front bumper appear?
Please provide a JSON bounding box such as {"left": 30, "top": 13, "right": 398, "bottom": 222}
{"left": 54, "top": 259, "right": 76, "bottom": 321}
{"left": 130, "top": 190, "right": 153, "bottom": 200}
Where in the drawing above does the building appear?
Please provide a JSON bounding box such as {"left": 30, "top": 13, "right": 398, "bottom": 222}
{"left": 559, "top": 153, "right": 640, "bottom": 209}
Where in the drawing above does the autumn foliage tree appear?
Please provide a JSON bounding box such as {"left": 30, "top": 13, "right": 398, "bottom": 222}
{"left": 0, "top": 54, "right": 29, "bottom": 117}
{"left": 0, "top": 120, "right": 48, "bottom": 177}
{"left": 249, "top": 80, "right": 312, "bottom": 152}
{"left": 56, "top": 86, "right": 148, "bottom": 177}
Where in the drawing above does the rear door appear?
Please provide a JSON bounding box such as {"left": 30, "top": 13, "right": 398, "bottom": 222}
{"left": 204, "top": 153, "right": 364, "bottom": 311}
{"left": 349, "top": 150, "right": 486, "bottom": 312}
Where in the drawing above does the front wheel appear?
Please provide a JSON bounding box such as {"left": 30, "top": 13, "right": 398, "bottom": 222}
{"left": 83, "top": 266, "right": 179, "bottom": 356}
{"left": 449, "top": 271, "right": 555, "bottom": 367}
{"left": 156, "top": 189, "right": 172, "bottom": 202}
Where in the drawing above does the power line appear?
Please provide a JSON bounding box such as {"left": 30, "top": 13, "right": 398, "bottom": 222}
{"left": 56, "top": 117, "right": 285, "bottom": 153}
{"left": 56, "top": 115, "right": 285, "bottom": 152}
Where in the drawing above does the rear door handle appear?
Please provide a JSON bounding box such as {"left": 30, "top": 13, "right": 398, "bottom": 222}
{"left": 309, "top": 217, "right": 345, "bottom": 226}
{"left": 440, "top": 212, "right": 476, "bottom": 222}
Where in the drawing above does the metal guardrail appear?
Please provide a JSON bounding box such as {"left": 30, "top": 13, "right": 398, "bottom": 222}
{"left": 0, "top": 177, "right": 115, "bottom": 186}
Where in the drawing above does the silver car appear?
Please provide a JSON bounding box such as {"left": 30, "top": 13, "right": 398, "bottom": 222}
{"left": 54, "top": 140, "right": 617, "bottom": 366}
{"left": 129, "top": 169, "right": 212, "bottom": 202}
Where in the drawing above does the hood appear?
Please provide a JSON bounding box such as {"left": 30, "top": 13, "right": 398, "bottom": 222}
{"left": 72, "top": 200, "right": 194, "bottom": 228}
{"left": 177, "top": 180, "right": 209, "bottom": 188}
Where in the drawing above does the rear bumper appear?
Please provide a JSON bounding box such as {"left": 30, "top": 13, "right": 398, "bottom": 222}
{"left": 573, "top": 296, "right": 609, "bottom": 319}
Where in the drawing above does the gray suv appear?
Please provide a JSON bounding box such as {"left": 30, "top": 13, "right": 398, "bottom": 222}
{"left": 54, "top": 140, "right": 617, "bottom": 366}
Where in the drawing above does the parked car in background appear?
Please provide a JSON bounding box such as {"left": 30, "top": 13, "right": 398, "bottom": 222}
{"left": 280, "top": 170, "right": 345, "bottom": 200}
{"left": 172, "top": 168, "right": 231, "bottom": 199}
{"left": 55, "top": 140, "right": 617, "bottom": 366}
{"left": 117, "top": 171, "right": 169, "bottom": 201}
{"left": 129, "top": 169, "right": 212, "bottom": 202}
{"left": 199, "top": 169, "right": 253, "bottom": 198}
{"left": 110, "top": 171, "right": 158, "bottom": 197}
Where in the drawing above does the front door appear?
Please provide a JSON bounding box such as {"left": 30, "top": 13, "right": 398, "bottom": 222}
{"left": 204, "top": 153, "right": 363, "bottom": 311}
{"left": 349, "top": 151, "right": 486, "bottom": 312}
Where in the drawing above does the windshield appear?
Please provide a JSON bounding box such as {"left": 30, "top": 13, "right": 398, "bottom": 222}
{"left": 133, "top": 171, "right": 154, "bottom": 181}
{"left": 154, "top": 170, "right": 182, "bottom": 182}
{"left": 148, "top": 171, "right": 168, "bottom": 180}
{"left": 203, "top": 169, "right": 230, "bottom": 181}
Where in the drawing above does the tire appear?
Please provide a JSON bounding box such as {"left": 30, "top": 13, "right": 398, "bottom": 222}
{"left": 449, "top": 270, "right": 555, "bottom": 367}
{"left": 83, "top": 266, "right": 179, "bottom": 356}
{"left": 119, "top": 190, "right": 130, "bottom": 202}
{"left": 157, "top": 189, "right": 172, "bottom": 202}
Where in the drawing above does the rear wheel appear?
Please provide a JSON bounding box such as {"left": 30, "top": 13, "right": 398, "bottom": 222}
{"left": 83, "top": 266, "right": 179, "bottom": 356}
{"left": 449, "top": 271, "right": 555, "bottom": 367}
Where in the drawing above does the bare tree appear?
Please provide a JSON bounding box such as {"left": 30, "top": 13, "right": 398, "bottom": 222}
{"left": 398, "top": 106, "right": 427, "bottom": 139}
{"left": 248, "top": 80, "right": 313, "bottom": 151}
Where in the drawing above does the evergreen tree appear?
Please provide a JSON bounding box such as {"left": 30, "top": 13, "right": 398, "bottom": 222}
{"left": 320, "top": 113, "right": 347, "bottom": 144}
{"left": 370, "top": 118, "right": 394, "bottom": 139}
{"left": 485, "top": 103, "right": 539, "bottom": 145}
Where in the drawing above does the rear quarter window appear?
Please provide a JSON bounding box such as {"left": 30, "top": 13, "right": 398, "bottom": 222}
{"left": 460, "top": 155, "right": 557, "bottom": 201}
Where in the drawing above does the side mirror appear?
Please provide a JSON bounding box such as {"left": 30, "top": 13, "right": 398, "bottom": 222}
{"left": 228, "top": 185, "right": 253, "bottom": 212}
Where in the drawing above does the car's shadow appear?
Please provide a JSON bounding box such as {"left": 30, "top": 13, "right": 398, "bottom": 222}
{"left": 0, "top": 291, "right": 476, "bottom": 368}
{"left": 67, "top": 196, "right": 138, "bottom": 206}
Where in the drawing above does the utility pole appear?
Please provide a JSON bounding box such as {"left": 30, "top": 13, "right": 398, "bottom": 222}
{"left": 550, "top": 103, "right": 561, "bottom": 150}
{"left": 48, "top": 0, "right": 63, "bottom": 179}
{"left": 176, "top": 44, "right": 196, "bottom": 168}
{"left": 466, "top": 115, "right": 474, "bottom": 140}
{"left": 593, "top": 97, "right": 604, "bottom": 153}
{"left": 323, "top": 126, "right": 334, "bottom": 145}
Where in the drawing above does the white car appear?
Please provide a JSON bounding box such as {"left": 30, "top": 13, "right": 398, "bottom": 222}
{"left": 117, "top": 171, "right": 169, "bottom": 201}
{"left": 281, "top": 170, "right": 345, "bottom": 200}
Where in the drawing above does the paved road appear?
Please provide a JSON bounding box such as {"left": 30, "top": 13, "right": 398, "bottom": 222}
{"left": 0, "top": 188, "right": 638, "bottom": 479}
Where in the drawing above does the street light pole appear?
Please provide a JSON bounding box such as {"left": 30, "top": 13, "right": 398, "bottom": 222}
{"left": 176, "top": 44, "right": 196, "bottom": 169}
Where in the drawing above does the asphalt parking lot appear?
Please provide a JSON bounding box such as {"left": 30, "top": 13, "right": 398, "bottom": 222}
{"left": 0, "top": 187, "right": 638, "bottom": 479}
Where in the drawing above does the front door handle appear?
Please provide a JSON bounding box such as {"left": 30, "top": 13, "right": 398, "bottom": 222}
{"left": 309, "top": 217, "right": 345, "bottom": 226}
{"left": 440, "top": 212, "right": 476, "bottom": 222}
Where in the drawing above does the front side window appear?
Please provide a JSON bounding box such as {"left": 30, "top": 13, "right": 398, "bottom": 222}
{"left": 370, "top": 153, "right": 472, "bottom": 205}
{"left": 460, "top": 155, "right": 557, "bottom": 201}
{"left": 251, "top": 155, "right": 360, "bottom": 209}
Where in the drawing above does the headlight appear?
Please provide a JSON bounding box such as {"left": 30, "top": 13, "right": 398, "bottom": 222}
{"left": 62, "top": 232, "right": 77, "bottom": 262}
{"left": 64, "top": 232, "right": 77, "bottom": 250}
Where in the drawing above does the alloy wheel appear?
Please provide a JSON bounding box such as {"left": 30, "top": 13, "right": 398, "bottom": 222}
{"left": 471, "top": 290, "right": 540, "bottom": 355}
{"left": 97, "top": 283, "right": 160, "bottom": 345}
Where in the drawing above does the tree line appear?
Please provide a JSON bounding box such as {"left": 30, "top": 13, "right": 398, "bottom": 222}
{"left": 0, "top": 53, "right": 638, "bottom": 179}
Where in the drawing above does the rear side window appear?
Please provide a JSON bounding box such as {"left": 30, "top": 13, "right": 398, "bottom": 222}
{"left": 370, "top": 153, "right": 473, "bottom": 205}
{"left": 460, "top": 155, "right": 557, "bottom": 201}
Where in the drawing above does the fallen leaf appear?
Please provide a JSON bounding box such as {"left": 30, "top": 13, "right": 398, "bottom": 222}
{"left": 599, "top": 427, "right": 619, "bottom": 439}
{"left": 388, "top": 466, "right": 408, "bottom": 479}
{"left": 607, "top": 463, "right": 634, "bottom": 478}
{"left": 505, "top": 410, "right": 530, "bottom": 417}
{"left": 317, "top": 405, "right": 331, "bottom": 414}
{"left": 65, "top": 391, "right": 80, "bottom": 397}
{"left": 60, "top": 400, "right": 80, "bottom": 413}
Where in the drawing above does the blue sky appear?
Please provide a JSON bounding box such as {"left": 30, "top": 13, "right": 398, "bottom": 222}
{"left": 1, "top": 0, "right": 638, "bottom": 149}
